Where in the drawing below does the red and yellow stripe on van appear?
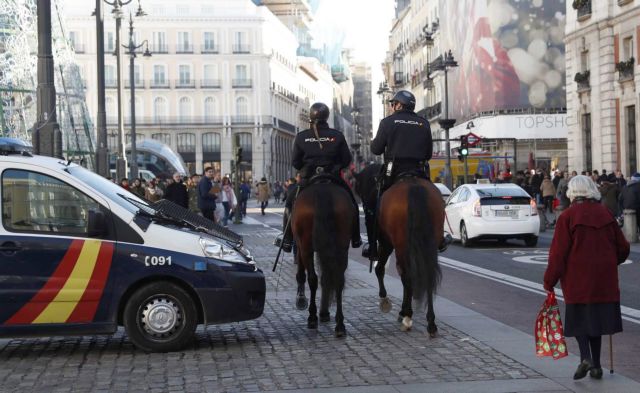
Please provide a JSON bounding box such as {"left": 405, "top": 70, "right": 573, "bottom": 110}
{"left": 6, "top": 239, "right": 114, "bottom": 325}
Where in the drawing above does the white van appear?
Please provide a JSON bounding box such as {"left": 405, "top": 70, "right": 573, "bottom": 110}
{"left": 0, "top": 142, "right": 265, "bottom": 352}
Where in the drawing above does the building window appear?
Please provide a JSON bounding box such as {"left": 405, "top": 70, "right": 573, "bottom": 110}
{"left": 106, "top": 31, "right": 115, "bottom": 52}
{"left": 178, "top": 65, "right": 192, "bottom": 87}
{"left": 233, "top": 31, "right": 249, "bottom": 53}
{"left": 236, "top": 97, "right": 248, "bottom": 119}
{"left": 105, "top": 65, "right": 116, "bottom": 87}
{"left": 623, "top": 36, "right": 634, "bottom": 61}
{"left": 202, "top": 133, "right": 221, "bottom": 153}
{"left": 233, "top": 64, "right": 251, "bottom": 87}
{"left": 204, "top": 97, "right": 216, "bottom": 121}
{"left": 152, "top": 31, "right": 167, "bottom": 53}
{"left": 153, "top": 97, "right": 167, "bottom": 122}
{"left": 177, "top": 31, "right": 192, "bottom": 53}
{"left": 177, "top": 133, "right": 196, "bottom": 153}
{"left": 152, "top": 133, "right": 172, "bottom": 146}
{"left": 125, "top": 133, "right": 145, "bottom": 145}
{"left": 628, "top": 106, "right": 637, "bottom": 175}
{"left": 203, "top": 32, "right": 217, "bottom": 53}
{"left": 580, "top": 50, "right": 589, "bottom": 72}
{"left": 153, "top": 65, "right": 166, "bottom": 86}
{"left": 178, "top": 97, "right": 192, "bottom": 121}
{"left": 582, "top": 113, "right": 592, "bottom": 172}
{"left": 202, "top": 64, "right": 219, "bottom": 87}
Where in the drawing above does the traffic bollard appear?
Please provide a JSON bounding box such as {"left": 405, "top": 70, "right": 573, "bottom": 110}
{"left": 623, "top": 209, "right": 638, "bottom": 243}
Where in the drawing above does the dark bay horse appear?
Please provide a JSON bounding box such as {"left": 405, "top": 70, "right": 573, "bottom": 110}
{"left": 291, "top": 178, "right": 356, "bottom": 337}
{"left": 355, "top": 164, "right": 444, "bottom": 336}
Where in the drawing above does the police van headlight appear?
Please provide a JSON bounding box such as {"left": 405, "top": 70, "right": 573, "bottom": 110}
{"left": 199, "top": 237, "right": 251, "bottom": 264}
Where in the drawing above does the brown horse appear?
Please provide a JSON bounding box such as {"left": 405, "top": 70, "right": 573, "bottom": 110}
{"left": 291, "top": 178, "right": 356, "bottom": 337}
{"left": 356, "top": 166, "right": 444, "bottom": 336}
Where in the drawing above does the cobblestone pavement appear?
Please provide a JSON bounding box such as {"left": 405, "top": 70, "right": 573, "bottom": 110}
{"left": 0, "top": 223, "right": 544, "bottom": 393}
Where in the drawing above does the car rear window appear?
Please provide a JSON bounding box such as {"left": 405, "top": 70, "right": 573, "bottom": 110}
{"left": 476, "top": 187, "right": 531, "bottom": 205}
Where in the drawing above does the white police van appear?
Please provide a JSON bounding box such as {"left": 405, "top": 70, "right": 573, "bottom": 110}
{"left": 0, "top": 138, "right": 265, "bottom": 352}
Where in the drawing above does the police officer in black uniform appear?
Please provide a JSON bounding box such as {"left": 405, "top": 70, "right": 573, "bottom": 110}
{"left": 362, "top": 90, "right": 449, "bottom": 258}
{"left": 275, "top": 102, "right": 362, "bottom": 253}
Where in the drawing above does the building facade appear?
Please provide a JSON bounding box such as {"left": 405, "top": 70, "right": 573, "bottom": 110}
{"left": 65, "top": 0, "right": 338, "bottom": 182}
{"left": 351, "top": 62, "right": 373, "bottom": 165}
{"left": 565, "top": 0, "right": 640, "bottom": 176}
{"left": 383, "top": 0, "right": 569, "bottom": 180}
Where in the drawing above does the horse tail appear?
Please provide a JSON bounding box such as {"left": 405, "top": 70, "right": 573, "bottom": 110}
{"left": 407, "top": 183, "right": 441, "bottom": 303}
{"left": 312, "top": 186, "right": 340, "bottom": 302}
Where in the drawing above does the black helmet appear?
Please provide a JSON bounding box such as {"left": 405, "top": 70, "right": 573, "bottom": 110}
{"left": 389, "top": 90, "right": 416, "bottom": 111}
{"left": 309, "top": 102, "right": 330, "bottom": 123}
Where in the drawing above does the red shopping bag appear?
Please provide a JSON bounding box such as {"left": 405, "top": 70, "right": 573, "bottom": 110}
{"left": 552, "top": 198, "right": 560, "bottom": 210}
{"left": 535, "top": 292, "right": 568, "bottom": 359}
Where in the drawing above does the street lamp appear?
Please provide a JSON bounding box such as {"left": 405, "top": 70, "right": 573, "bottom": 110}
{"left": 261, "top": 139, "right": 267, "bottom": 180}
{"left": 123, "top": 12, "right": 151, "bottom": 180}
{"left": 376, "top": 81, "right": 390, "bottom": 118}
{"left": 431, "top": 49, "right": 458, "bottom": 190}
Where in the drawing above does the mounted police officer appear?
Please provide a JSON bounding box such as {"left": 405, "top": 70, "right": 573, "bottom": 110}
{"left": 275, "top": 102, "right": 362, "bottom": 253}
{"left": 362, "top": 90, "right": 449, "bottom": 258}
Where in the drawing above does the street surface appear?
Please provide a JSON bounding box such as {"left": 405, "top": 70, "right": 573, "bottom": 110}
{"left": 0, "top": 201, "right": 639, "bottom": 392}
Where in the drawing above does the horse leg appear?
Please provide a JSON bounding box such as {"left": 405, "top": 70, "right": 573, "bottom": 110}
{"left": 426, "top": 290, "right": 438, "bottom": 338}
{"left": 376, "top": 241, "right": 393, "bottom": 313}
{"left": 319, "top": 281, "right": 331, "bottom": 323}
{"left": 295, "top": 256, "right": 308, "bottom": 310}
{"left": 307, "top": 255, "right": 319, "bottom": 329}
{"left": 399, "top": 270, "right": 414, "bottom": 331}
{"left": 334, "top": 256, "right": 347, "bottom": 337}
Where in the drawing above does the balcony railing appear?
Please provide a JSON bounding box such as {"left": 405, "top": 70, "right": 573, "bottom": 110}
{"left": 231, "top": 115, "right": 253, "bottom": 124}
{"left": 175, "top": 79, "right": 195, "bottom": 88}
{"left": 425, "top": 101, "right": 442, "bottom": 120}
{"left": 201, "top": 44, "right": 219, "bottom": 54}
{"left": 150, "top": 79, "right": 170, "bottom": 88}
{"left": 232, "top": 78, "right": 252, "bottom": 88}
{"left": 200, "top": 79, "right": 221, "bottom": 88}
{"left": 107, "top": 116, "right": 224, "bottom": 125}
{"left": 150, "top": 44, "right": 168, "bottom": 53}
{"left": 176, "top": 44, "right": 193, "bottom": 53}
{"left": 125, "top": 79, "right": 145, "bottom": 88}
{"left": 275, "top": 118, "right": 296, "bottom": 133}
{"left": 574, "top": 70, "right": 590, "bottom": 92}
{"left": 616, "top": 58, "right": 635, "bottom": 82}
{"left": 105, "top": 79, "right": 117, "bottom": 88}
{"left": 575, "top": 0, "right": 592, "bottom": 21}
{"left": 232, "top": 44, "right": 250, "bottom": 54}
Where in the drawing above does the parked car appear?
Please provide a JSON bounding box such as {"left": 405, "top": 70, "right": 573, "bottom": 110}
{"left": 444, "top": 183, "right": 540, "bottom": 247}
{"left": 0, "top": 140, "right": 265, "bottom": 352}
{"left": 434, "top": 182, "right": 452, "bottom": 202}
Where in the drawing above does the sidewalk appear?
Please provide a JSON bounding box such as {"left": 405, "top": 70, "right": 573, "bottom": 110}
{"left": 234, "top": 221, "right": 640, "bottom": 393}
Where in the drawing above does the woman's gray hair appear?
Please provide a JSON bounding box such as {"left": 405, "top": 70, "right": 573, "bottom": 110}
{"left": 566, "top": 175, "right": 601, "bottom": 202}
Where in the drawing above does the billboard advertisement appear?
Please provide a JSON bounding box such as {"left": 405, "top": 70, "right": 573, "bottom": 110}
{"left": 438, "top": 0, "right": 566, "bottom": 120}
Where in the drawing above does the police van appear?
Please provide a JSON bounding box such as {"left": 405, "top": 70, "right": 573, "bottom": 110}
{"left": 0, "top": 139, "right": 265, "bottom": 352}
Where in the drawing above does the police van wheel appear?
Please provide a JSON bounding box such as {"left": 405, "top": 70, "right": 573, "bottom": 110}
{"left": 124, "top": 282, "right": 197, "bottom": 352}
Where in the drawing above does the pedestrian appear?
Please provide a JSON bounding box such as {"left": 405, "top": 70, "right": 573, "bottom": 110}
{"left": 187, "top": 174, "right": 201, "bottom": 213}
{"left": 198, "top": 167, "right": 218, "bottom": 222}
{"left": 530, "top": 169, "right": 543, "bottom": 203}
{"left": 144, "top": 179, "right": 163, "bottom": 202}
{"left": 120, "top": 178, "right": 130, "bottom": 190}
{"left": 221, "top": 177, "right": 237, "bottom": 226}
{"left": 239, "top": 181, "right": 251, "bottom": 217}
{"left": 618, "top": 172, "right": 640, "bottom": 233}
{"left": 544, "top": 175, "right": 629, "bottom": 380}
{"left": 540, "top": 174, "right": 556, "bottom": 214}
{"left": 599, "top": 175, "right": 620, "bottom": 217}
{"left": 257, "top": 177, "right": 270, "bottom": 215}
{"left": 614, "top": 169, "right": 627, "bottom": 188}
{"left": 273, "top": 181, "right": 283, "bottom": 203}
{"left": 164, "top": 172, "right": 189, "bottom": 208}
{"left": 130, "top": 178, "right": 145, "bottom": 198}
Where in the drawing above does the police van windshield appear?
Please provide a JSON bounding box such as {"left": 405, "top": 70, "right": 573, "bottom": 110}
{"left": 67, "top": 165, "right": 148, "bottom": 215}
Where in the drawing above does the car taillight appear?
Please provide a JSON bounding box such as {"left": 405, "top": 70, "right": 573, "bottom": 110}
{"left": 530, "top": 199, "right": 538, "bottom": 215}
{"left": 473, "top": 200, "right": 482, "bottom": 217}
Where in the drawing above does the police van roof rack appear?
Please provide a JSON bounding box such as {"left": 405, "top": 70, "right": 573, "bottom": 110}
{"left": 0, "top": 137, "right": 33, "bottom": 157}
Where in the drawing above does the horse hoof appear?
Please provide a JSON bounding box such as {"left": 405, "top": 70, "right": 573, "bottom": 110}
{"left": 335, "top": 325, "right": 346, "bottom": 338}
{"left": 307, "top": 319, "right": 318, "bottom": 329}
{"left": 319, "top": 313, "right": 331, "bottom": 323}
{"left": 428, "top": 331, "right": 437, "bottom": 338}
{"left": 296, "top": 296, "right": 308, "bottom": 310}
{"left": 379, "top": 297, "right": 392, "bottom": 313}
{"left": 400, "top": 316, "right": 413, "bottom": 332}
{"left": 428, "top": 324, "right": 438, "bottom": 338}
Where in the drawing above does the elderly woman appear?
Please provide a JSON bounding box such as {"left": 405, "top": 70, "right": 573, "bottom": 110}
{"left": 544, "top": 175, "right": 629, "bottom": 380}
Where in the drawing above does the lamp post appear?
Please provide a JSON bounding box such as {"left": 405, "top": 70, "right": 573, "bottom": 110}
{"left": 123, "top": 10, "right": 150, "bottom": 180}
{"left": 94, "top": 0, "right": 108, "bottom": 175}
{"left": 376, "top": 81, "right": 390, "bottom": 119}
{"left": 431, "top": 50, "right": 458, "bottom": 190}
{"left": 261, "top": 139, "right": 267, "bottom": 179}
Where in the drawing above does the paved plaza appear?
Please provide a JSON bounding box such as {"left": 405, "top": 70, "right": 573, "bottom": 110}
{"left": 0, "top": 220, "right": 639, "bottom": 393}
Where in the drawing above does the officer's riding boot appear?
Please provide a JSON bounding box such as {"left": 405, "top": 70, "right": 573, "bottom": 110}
{"left": 274, "top": 208, "right": 293, "bottom": 253}
{"left": 351, "top": 207, "right": 362, "bottom": 248}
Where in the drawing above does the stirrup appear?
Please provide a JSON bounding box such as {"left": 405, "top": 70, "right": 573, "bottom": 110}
{"left": 438, "top": 234, "right": 452, "bottom": 253}
{"left": 274, "top": 234, "right": 292, "bottom": 253}
{"left": 351, "top": 237, "right": 363, "bottom": 248}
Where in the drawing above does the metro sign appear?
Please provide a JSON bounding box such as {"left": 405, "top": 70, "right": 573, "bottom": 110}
{"left": 465, "top": 132, "right": 481, "bottom": 147}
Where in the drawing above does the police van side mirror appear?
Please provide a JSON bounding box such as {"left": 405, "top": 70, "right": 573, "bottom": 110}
{"left": 87, "top": 210, "right": 107, "bottom": 238}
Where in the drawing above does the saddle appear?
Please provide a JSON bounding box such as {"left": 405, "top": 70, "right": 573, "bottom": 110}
{"left": 308, "top": 172, "right": 343, "bottom": 187}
